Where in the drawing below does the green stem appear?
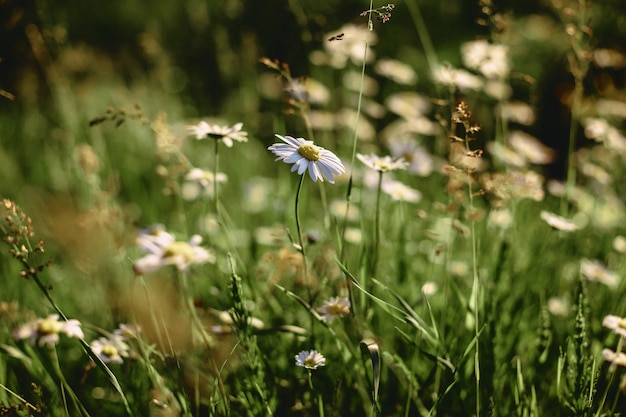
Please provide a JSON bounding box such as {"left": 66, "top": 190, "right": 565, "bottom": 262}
{"left": 214, "top": 139, "right": 221, "bottom": 218}
{"left": 405, "top": 0, "right": 439, "bottom": 74}
{"left": 341, "top": 0, "right": 373, "bottom": 262}
{"left": 294, "top": 174, "right": 311, "bottom": 301}
{"left": 371, "top": 171, "right": 383, "bottom": 278}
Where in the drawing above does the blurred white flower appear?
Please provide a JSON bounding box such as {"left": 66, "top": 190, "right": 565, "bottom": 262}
{"left": 603, "top": 315, "right": 626, "bottom": 338}
{"left": 432, "top": 65, "right": 483, "bottom": 91}
{"left": 385, "top": 92, "right": 431, "bottom": 120}
{"left": 583, "top": 118, "right": 626, "bottom": 152}
{"left": 268, "top": 134, "right": 345, "bottom": 183}
{"left": 387, "top": 137, "right": 435, "bottom": 176}
{"left": 182, "top": 168, "right": 228, "bottom": 200}
{"left": 499, "top": 101, "right": 536, "bottom": 126}
{"left": 539, "top": 211, "right": 581, "bottom": 232}
{"left": 295, "top": 349, "right": 326, "bottom": 370}
{"left": 547, "top": 297, "right": 569, "bottom": 316}
{"left": 375, "top": 58, "right": 417, "bottom": 85}
{"left": 286, "top": 77, "right": 330, "bottom": 105}
{"left": 508, "top": 131, "right": 554, "bottom": 165}
{"left": 330, "top": 200, "right": 360, "bottom": 222}
{"left": 421, "top": 281, "right": 439, "bottom": 296}
{"left": 382, "top": 179, "right": 422, "bottom": 203}
{"left": 90, "top": 336, "right": 130, "bottom": 364}
{"left": 603, "top": 348, "right": 626, "bottom": 371}
{"left": 486, "top": 141, "right": 526, "bottom": 168}
{"left": 210, "top": 310, "right": 265, "bottom": 334}
{"left": 488, "top": 208, "right": 514, "bottom": 229}
{"left": 187, "top": 121, "right": 248, "bottom": 147}
{"left": 357, "top": 153, "right": 408, "bottom": 172}
{"left": 316, "top": 296, "right": 351, "bottom": 323}
{"left": 133, "top": 226, "right": 215, "bottom": 274}
{"left": 461, "top": 39, "right": 510, "bottom": 79}
{"left": 580, "top": 259, "right": 619, "bottom": 288}
{"left": 613, "top": 235, "right": 626, "bottom": 253}
{"left": 313, "top": 24, "right": 376, "bottom": 69}
{"left": 13, "top": 314, "right": 84, "bottom": 348}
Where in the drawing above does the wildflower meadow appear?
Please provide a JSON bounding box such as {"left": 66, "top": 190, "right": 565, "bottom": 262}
{"left": 3, "top": 0, "right": 626, "bottom": 416}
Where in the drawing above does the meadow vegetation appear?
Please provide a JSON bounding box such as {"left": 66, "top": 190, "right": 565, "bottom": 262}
{"left": 2, "top": 0, "right": 626, "bottom": 416}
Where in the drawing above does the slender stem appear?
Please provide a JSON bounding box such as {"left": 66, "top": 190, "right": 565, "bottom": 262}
{"left": 371, "top": 171, "right": 383, "bottom": 278}
{"left": 294, "top": 174, "right": 311, "bottom": 301}
{"left": 214, "top": 139, "right": 221, "bottom": 218}
{"left": 341, "top": 0, "right": 373, "bottom": 261}
{"left": 405, "top": 0, "right": 439, "bottom": 74}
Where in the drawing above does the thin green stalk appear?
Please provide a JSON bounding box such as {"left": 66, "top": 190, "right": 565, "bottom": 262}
{"left": 405, "top": 0, "right": 439, "bottom": 73}
{"left": 294, "top": 174, "right": 311, "bottom": 301}
{"left": 370, "top": 171, "right": 383, "bottom": 278}
{"left": 0, "top": 383, "right": 39, "bottom": 412}
{"left": 340, "top": 0, "right": 373, "bottom": 262}
{"left": 214, "top": 138, "right": 221, "bottom": 218}
{"left": 50, "top": 347, "right": 90, "bottom": 417}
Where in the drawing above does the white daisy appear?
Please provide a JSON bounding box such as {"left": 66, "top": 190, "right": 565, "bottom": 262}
{"left": 187, "top": 121, "right": 248, "bottom": 147}
{"left": 268, "top": 134, "right": 345, "bottom": 183}
{"left": 357, "top": 153, "right": 408, "bottom": 172}
{"left": 13, "top": 314, "right": 84, "bottom": 348}
{"left": 295, "top": 349, "right": 326, "bottom": 370}
{"left": 133, "top": 226, "right": 215, "bottom": 275}
{"left": 316, "top": 297, "right": 351, "bottom": 323}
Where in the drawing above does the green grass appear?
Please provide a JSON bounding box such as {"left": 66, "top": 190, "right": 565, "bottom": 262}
{"left": 2, "top": 1, "right": 626, "bottom": 416}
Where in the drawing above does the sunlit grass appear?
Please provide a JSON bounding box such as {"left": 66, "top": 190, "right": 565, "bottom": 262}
{"left": 2, "top": 1, "right": 626, "bottom": 416}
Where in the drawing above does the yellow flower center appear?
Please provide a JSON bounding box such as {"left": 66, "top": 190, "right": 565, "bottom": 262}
{"left": 38, "top": 318, "right": 63, "bottom": 335}
{"left": 619, "top": 318, "right": 626, "bottom": 329}
{"left": 101, "top": 343, "right": 118, "bottom": 358}
{"left": 328, "top": 303, "right": 349, "bottom": 316}
{"left": 374, "top": 161, "right": 393, "bottom": 171}
{"left": 163, "top": 241, "right": 196, "bottom": 260}
{"left": 297, "top": 144, "right": 321, "bottom": 161}
{"left": 303, "top": 357, "right": 318, "bottom": 368}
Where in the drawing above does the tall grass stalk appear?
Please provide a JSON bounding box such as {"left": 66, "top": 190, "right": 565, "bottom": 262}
{"left": 340, "top": 0, "right": 373, "bottom": 263}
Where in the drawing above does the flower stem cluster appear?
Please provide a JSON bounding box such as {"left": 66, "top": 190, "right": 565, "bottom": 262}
{"left": 1, "top": 199, "right": 47, "bottom": 278}
{"left": 360, "top": 4, "right": 395, "bottom": 23}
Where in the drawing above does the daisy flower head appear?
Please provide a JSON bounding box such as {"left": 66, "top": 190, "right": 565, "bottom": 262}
{"left": 295, "top": 349, "right": 326, "bottom": 370}
{"left": 268, "top": 134, "right": 345, "bottom": 183}
{"left": 133, "top": 226, "right": 216, "bottom": 275}
{"left": 381, "top": 179, "right": 422, "bottom": 203}
{"left": 316, "top": 296, "right": 351, "bottom": 323}
{"left": 357, "top": 153, "right": 408, "bottom": 172}
{"left": 90, "top": 336, "right": 130, "bottom": 364}
{"left": 187, "top": 121, "right": 248, "bottom": 147}
{"left": 581, "top": 259, "right": 620, "bottom": 288}
{"left": 603, "top": 348, "right": 626, "bottom": 371}
{"left": 603, "top": 315, "right": 626, "bottom": 338}
{"left": 13, "top": 314, "right": 84, "bottom": 348}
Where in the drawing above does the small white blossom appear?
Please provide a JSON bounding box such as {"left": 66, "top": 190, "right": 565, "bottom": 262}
{"left": 581, "top": 259, "right": 619, "bottom": 288}
{"left": 316, "top": 297, "right": 351, "bottom": 323}
{"left": 187, "top": 121, "right": 248, "bottom": 147}
{"left": 381, "top": 179, "right": 422, "bottom": 202}
{"left": 295, "top": 349, "right": 326, "bottom": 370}
{"left": 133, "top": 226, "right": 215, "bottom": 275}
{"left": 182, "top": 168, "right": 228, "bottom": 200}
{"left": 13, "top": 314, "right": 84, "bottom": 348}
{"left": 357, "top": 153, "right": 408, "bottom": 172}
{"left": 603, "top": 348, "right": 626, "bottom": 371}
{"left": 540, "top": 211, "right": 581, "bottom": 232}
{"left": 603, "top": 315, "right": 626, "bottom": 338}
{"left": 374, "top": 58, "right": 417, "bottom": 85}
{"left": 90, "top": 336, "right": 130, "bottom": 364}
